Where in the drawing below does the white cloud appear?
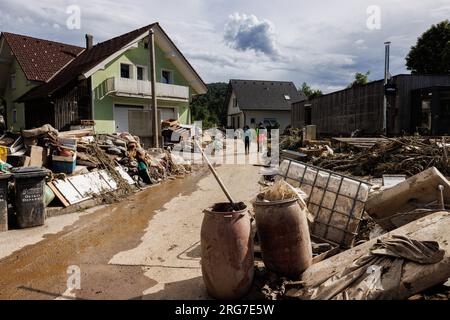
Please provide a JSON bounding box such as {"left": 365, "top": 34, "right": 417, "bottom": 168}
{"left": 0, "top": 0, "right": 448, "bottom": 92}
{"left": 224, "top": 13, "right": 279, "bottom": 58}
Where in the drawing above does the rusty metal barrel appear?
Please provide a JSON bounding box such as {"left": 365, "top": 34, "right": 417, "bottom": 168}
{"left": 201, "top": 202, "right": 254, "bottom": 299}
{"left": 253, "top": 198, "right": 312, "bottom": 278}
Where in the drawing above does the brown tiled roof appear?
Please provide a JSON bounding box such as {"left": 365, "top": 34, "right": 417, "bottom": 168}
{"left": 1, "top": 32, "right": 84, "bottom": 82}
{"left": 18, "top": 24, "right": 157, "bottom": 101}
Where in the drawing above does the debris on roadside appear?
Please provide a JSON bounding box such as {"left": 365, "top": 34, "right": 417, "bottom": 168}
{"left": 278, "top": 159, "right": 371, "bottom": 248}
{"left": 310, "top": 136, "right": 450, "bottom": 177}
{"left": 365, "top": 167, "right": 450, "bottom": 230}
{"left": 0, "top": 123, "right": 194, "bottom": 232}
{"left": 250, "top": 149, "right": 450, "bottom": 300}
{"left": 295, "top": 211, "right": 450, "bottom": 300}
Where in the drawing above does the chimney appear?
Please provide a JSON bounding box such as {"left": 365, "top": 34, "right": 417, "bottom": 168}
{"left": 85, "top": 34, "right": 93, "bottom": 50}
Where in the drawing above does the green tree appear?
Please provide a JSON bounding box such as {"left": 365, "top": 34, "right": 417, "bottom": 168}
{"left": 300, "top": 82, "right": 323, "bottom": 99}
{"left": 347, "top": 71, "right": 370, "bottom": 88}
{"left": 406, "top": 20, "right": 450, "bottom": 74}
{"left": 190, "top": 82, "right": 228, "bottom": 128}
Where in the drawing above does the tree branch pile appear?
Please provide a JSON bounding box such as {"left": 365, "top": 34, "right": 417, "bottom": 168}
{"left": 310, "top": 137, "right": 450, "bottom": 177}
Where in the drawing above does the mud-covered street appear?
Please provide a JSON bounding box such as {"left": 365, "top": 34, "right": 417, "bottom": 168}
{"left": 0, "top": 161, "right": 261, "bottom": 300}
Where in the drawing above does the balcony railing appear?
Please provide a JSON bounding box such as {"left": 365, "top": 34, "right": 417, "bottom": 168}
{"left": 106, "top": 77, "right": 189, "bottom": 100}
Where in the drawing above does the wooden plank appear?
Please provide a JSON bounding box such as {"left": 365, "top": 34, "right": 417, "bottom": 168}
{"left": 366, "top": 167, "right": 450, "bottom": 230}
{"left": 52, "top": 179, "right": 90, "bottom": 205}
{"left": 47, "top": 181, "right": 70, "bottom": 207}
{"left": 299, "top": 211, "right": 450, "bottom": 300}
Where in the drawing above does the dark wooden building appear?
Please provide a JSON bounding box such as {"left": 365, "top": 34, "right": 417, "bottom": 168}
{"left": 292, "top": 75, "right": 450, "bottom": 136}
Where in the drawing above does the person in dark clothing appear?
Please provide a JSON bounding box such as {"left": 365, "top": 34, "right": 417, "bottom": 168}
{"left": 243, "top": 125, "right": 251, "bottom": 155}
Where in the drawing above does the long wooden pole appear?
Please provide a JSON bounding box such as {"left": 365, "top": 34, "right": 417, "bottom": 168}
{"left": 149, "top": 29, "right": 159, "bottom": 148}
{"left": 194, "top": 140, "right": 236, "bottom": 206}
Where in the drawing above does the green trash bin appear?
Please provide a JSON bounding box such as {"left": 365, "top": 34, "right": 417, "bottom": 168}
{"left": 12, "top": 167, "right": 49, "bottom": 228}
{"left": 0, "top": 173, "right": 11, "bottom": 232}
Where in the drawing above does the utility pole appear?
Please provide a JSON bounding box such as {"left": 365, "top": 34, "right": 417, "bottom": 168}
{"left": 383, "top": 41, "right": 391, "bottom": 134}
{"left": 149, "top": 29, "right": 159, "bottom": 148}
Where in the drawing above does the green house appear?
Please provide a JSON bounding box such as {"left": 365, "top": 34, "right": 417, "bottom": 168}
{"left": 0, "top": 23, "right": 207, "bottom": 137}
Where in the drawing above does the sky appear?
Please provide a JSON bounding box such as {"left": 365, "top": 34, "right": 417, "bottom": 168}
{"left": 0, "top": 0, "right": 449, "bottom": 93}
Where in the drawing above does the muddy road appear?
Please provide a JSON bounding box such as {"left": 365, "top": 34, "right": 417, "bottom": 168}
{"left": 0, "top": 163, "right": 260, "bottom": 300}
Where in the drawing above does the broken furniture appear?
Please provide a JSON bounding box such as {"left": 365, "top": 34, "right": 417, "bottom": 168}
{"left": 365, "top": 167, "right": 450, "bottom": 230}
{"left": 331, "top": 137, "right": 389, "bottom": 150}
{"left": 293, "top": 211, "right": 450, "bottom": 300}
{"left": 278, "top": 159, "right": 371, "bottom": 248}
{"left": 48, "top": 168, "right": 135, "bottom": 207}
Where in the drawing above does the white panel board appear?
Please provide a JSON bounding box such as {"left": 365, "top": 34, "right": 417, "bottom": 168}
{"left": 115, "top": 166, "right": 135, "bottom": 185}
{"left": 52, "top": 179, "right": 90, "bottom": 205}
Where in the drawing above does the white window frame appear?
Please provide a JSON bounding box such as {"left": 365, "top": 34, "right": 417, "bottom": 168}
{"left": 161, "top": 69, "right": 174, "bottom": 84}
{"left": 136, "top": 65, "right": 148, "bottom": 81}
{"left": 120, "top": 63, "right": 133, "bottom": 79}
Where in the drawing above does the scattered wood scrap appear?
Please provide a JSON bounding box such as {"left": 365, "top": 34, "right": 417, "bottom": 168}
{"left": 311, "top": 136, "right": 450, "bottom": 177}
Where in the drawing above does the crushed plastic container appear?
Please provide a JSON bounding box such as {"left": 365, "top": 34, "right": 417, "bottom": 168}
{"left": 0, "top": 173, "right": 11, "bottom": 232}
{"left": 12, "top": 167, "right": 49, "bottom": 228}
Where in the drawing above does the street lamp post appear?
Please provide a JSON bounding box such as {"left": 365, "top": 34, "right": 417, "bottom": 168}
{"left": 383, "top": 41, "right": 391, "bottom": 134}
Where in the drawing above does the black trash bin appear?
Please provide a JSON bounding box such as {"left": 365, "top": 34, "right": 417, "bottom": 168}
{"left": 12, "top": 167, "right": 49, "bottom": 228}
{"left": 0, "top": 173, "right": 11, "bottom": 232}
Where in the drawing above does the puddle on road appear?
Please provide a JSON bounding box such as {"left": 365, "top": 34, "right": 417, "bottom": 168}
{"left": 0, "top": 166, "right": 209, "bottom": 300}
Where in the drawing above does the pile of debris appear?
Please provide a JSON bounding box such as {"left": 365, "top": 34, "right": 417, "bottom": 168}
{"left": 310, "top": 136, "right": 450, "bottom": 177}
{"left": 0, "top": 124, "right": 193, "bottom": 232}
{"left": 280, "top": 128, "right": 303, "bottom": 151}
{"left": 248, "top": 159, "right": 450, "bottom": 300}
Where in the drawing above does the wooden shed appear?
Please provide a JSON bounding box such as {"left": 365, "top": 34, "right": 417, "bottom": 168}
{"left": 292, "top": 75, "right": 450, "bottom": 136}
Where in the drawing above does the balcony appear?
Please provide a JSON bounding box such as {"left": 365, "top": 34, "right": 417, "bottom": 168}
{"left": 105, "top": 77, "right": 189, "bottom": 101}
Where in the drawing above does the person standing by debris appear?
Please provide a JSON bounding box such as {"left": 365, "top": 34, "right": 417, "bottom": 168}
{"left": 256, "top": 122, "right": 266, "bottom": 153}
{"left": 243, "top": 125, "right": 252, "bottom": 155}
{"left": 137, "top": 150, "right": 153, "bottom": 185}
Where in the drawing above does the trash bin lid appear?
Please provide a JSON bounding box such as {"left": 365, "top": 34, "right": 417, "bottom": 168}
{"left": 12, "top": 167, "right": 49, "bottom": 179}
{"left": 0, "top": 172, "right": 12, "bottom": 180}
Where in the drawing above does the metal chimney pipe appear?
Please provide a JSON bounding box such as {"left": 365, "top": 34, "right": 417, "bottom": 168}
{"left": 85, "top": 34, "right": 93, "bottom": 50}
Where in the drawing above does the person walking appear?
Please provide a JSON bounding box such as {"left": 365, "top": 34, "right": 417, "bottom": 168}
{"left": 243, "top": 125, "right": 252, "bottom": 155}
{"left": 256, "top": 122, "right": 266, "bottom": 153}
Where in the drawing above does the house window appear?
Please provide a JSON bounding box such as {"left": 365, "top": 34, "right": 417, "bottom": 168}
{"left": 120, "top": 63, "right": 132, "bottom": 79}
{"left": 161, "top": 70, "right": 173, "bottom": 84}
{"left": 250, "top": 118, "right": 255, "bottom": 124}
{"left": 137, "top": 65, "right": 147, "bottom": 81}
{"left": 12, "top": 108, "right": 17, "bottom": 123}
{"left": 233, "top": 98, "right": 238, "bottom": 108}
{"left": 10, "top": 73, "right": 16, "bottom": 90}
{"left": 284, "top": 94, "right": 291, "bottom": 100}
